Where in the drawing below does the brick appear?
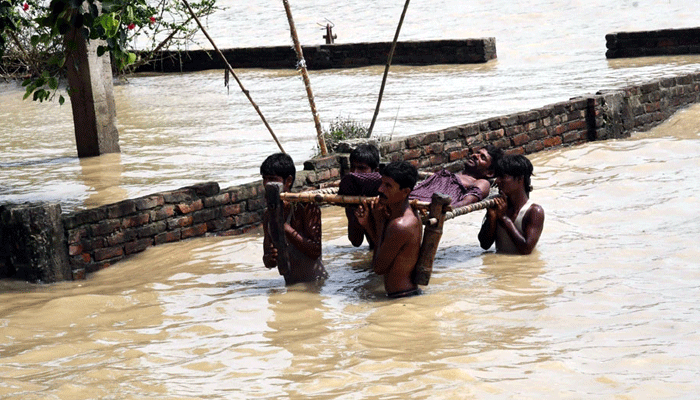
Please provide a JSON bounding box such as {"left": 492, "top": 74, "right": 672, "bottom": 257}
{"left": 543, "top": 136, "right": 562, "bottom": 148}
{"left": 155, "top": 230, "right": 181, "bottom": 245}
{"left": 177, "top": 199, "right": 204, "bottom": 214}
{"left": 222, "top": 202, "right": 244, "bottom": 217}
{"left": 125, "top": 238, "right": 153, "bottom": 255}
{"left": 65, "top": 227, "right": 88, "bottom": 244}
{"left": 187, "top": 182, "right": 220, "bottom": 197}
{"left": 405, "top": 136, "right": 421, "bottom": 149}
{"left": 486, "top": 128, "right": 505, "bottom": 141}
{"left": 429, "top": 154, "right": 448, "bottom": 166}
{"left": 449, "top": 149, "right": 468, "bottom": 162}
{"left": 403, "top": 148, "right": 422, "bottom": 160}
{"left": 135, "top": 221, "right": 167, "bottom": 238}
{"left": 94, "top": 246, "right": 124, "bottom": 262}
{"left": 426, "top": 142, "right": 444, "bottom": 154}
{"left": 247, "top": 198, "right": 266, "bottom": 212}
{"left": 134, "top": 195, "right": 164, "bottom": 210}
{"left": 122, "top": 213, "right": 150, "bottom": 229}
{"left": 106, "top": 200, "right": 137, "bottom": 219}
{"left": 62, "top": 208, "right": 106, "bottom": 230}
{"left": 163, "top": 189, "right": 196, "bottom": 204}
{"left": 68, "top": 243, "right": 83, "bottom": 256}
{"left": 167, "top": 215, "right": 193, "bottom": 229}
{"left": 203, "top": 192, "right": 231, "bottom": 208}
{"left": 235, "top": 212, "right": 261, "bottom": 227}
{"left": 181, "top": 223, "right": 207, "bottom": 239}
{"left": 150, "top": 205, "right": 176, "bottom": 221}
{"left": 563, "top": 131, "right": 585, "bottom": 143}
{"left": 90, "top": 219, "right": 121, "bottom": 236}
{"left": 512, "top": 133, "right": 530, "bottom": 146}
{"left": 207, "top": 217, "right": 235, "bottom": 232}
{"left": 192, "top": 208, "right": 220, "bottom": 224}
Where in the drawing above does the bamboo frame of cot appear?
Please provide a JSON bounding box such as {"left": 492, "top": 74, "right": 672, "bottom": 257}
{"left": 270, "top": 184, "right": 498, "bottom": 286}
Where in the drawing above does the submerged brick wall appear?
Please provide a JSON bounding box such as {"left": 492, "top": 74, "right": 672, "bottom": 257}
{"left": 606, "top": 27, "right": 700, "bottom": 59}
{"left": 2, "top": 72, "right": 699, "bottom": 282}
{"left": 134, "top": 39, "right": 497, "bottom": 73}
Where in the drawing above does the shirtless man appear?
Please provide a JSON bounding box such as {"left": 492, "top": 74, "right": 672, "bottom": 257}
{"left": 261, "top": 153, "right": 328, "bottom": 284}
{"left": 478, "top": 154, "right": 545, "bottom": 255}
{"left": 339, "top": 144, "right": 382, "bottom": 247}
{"left": 410, "top": 144, "right": 503, "bottom": 207}
{"left": 355, "top": 161, "right": 423, "bottom": 298}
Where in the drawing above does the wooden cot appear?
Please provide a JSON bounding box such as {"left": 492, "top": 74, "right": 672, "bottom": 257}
{"left": 264, "top": 182, "right": 498, "bottom": 285}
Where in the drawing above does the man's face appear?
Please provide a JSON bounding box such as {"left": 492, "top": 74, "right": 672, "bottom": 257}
{"left": 495, "top": 173, "right": 522, "bottom": 196}
{"left": 350, "top": 161, "right": 373, "bottom": 174}
{"left": 377, "top": 176, "right": 409, "bottom": 205}
{"left": 262, "top": 175, "right": 292, "bottom": 192}
{"left": 464, "top": 148, "right": 493, "bottom": 175}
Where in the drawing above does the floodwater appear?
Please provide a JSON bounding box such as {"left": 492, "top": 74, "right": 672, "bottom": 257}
{"left": 1, "top": 106, "right": 699, "bottom": 398}
{"left": 2, "top": 0, "right": 700, "bottom": 398}
{"left": 2, "top": 0, "right": 700, "bottom": 209}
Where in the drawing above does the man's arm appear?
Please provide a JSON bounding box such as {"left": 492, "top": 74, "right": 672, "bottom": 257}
{"left": 345, "top": 206, "right": 365, "bottom": 247}
{"left": 284, "top": 203, "right": 322, "bottom": 259}
{"left": 454, "top": 178, "right": 491, "bottom": 207}
{"left": 478, "top": 196, "right": 505, "bottom": 250}
{"left": 497, "top": 204, "right": 545, "bottom": 255}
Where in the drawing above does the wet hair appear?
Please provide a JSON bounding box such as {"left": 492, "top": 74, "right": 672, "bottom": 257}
{"left": 485, "top": 144, "right": 504, "bottom": 171}
{"left": 380, "top": 161, "right": 418, "bottom": 190}
{"left": 495, "top": 154, "right": 534, "bottom": 194}
{"left": 260, "top": 152, "right": 295, "bottom": 184}
{"left": 349, "top": 143, "right": 380, "bottom": 170}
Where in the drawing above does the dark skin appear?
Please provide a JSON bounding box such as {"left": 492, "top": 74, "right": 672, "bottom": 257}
{"left": 262, "top": 175, "right": 324, "bottom": 282}
{"left": 355, "top": 176, "right": 422, "bottom": 295}
{"left": 478, "top": 174, "right": 545, "bottom": 255}
{"left": 345, "top": 160, "right": 376, "bottom": 248}
{"left": 453, "top": 148, "right": 494, "bottom": 207}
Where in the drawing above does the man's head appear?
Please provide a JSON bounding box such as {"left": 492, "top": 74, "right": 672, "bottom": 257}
{"left": 495, "top": 154, "right": 534, "bottom": 195}
{"left": 378, "top": 161, "right": 417, "bottom": 205}
{"left": 260, "top": 153, "right": 295, "bottom": 191}
{"left": 463, "top": 144, "right": 504, "bottom": 178}
{"left": 349, "top": 143, "right": 380, "bottom": 173}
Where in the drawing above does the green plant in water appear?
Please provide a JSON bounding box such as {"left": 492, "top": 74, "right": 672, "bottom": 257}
{"left": 319, "top": 115, "right": 369, "bottom": 153}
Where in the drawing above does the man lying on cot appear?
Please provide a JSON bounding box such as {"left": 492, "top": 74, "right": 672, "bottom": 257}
{"left": 337, "top": 143, "right": 382, "bottom": 248}
{"left": 478, "top": 154, "right": 545, "bottom": 255}
{"left": 409, "top": 144, "right": 504, "bottom": 207}
{"left": 261, "top": 153, "right": 329, "bottom": 284}
{"left": 354, "top": 161, "right": 423, "bottom": 299}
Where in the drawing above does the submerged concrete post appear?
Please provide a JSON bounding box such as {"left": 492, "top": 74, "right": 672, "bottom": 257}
{"left": 0, "top": 203, "right": 71, "bottom": 283}
{"left": 64, "top": 24, "right": 120, "bottom": 158}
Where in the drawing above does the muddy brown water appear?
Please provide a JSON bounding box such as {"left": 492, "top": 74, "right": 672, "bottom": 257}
{"left": 2, "top": 0, "right": 700, "bottom": 398}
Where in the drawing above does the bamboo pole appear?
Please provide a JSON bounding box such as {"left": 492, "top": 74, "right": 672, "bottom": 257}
{"left": 279, "top": 192, "right": 434, "bottom": 212}
{"left": 181, "top": 0, "right": 285, "bottom": 153}
{"left": 367, "top": 0, "right": 411, "bottom": 136}
{"left": 424, "top": 196, "right": 500, "bottom": 226}
{"left": 282, "top": 0, "right": 328, "bottom": 156}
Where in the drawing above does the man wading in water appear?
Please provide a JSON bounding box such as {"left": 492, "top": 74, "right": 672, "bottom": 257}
{"left": 355, "top": 161, "right": 423, "bottom": 298}
{"left": 261, "top": 153, "right": 328, "bottom": 284}
{"left": 478, "top": 154, "right": 545, "bottom": 255}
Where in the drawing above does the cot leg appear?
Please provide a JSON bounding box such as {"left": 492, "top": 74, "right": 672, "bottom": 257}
{"left": 265, "top": 182, "right": 291, "bottom": 275}
{"left": 413, "top": 192, "right": 451, "bottom": 286}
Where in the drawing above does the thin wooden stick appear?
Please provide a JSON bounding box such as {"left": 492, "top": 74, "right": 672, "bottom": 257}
{"left": 181, "top": 0, "right": 285, "bottom": 153}
{"left": 282, "top": 0, "right": 328, "bottom": 156}
{"left": 367, "top": 0, "right": 411, "bottom": 136}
